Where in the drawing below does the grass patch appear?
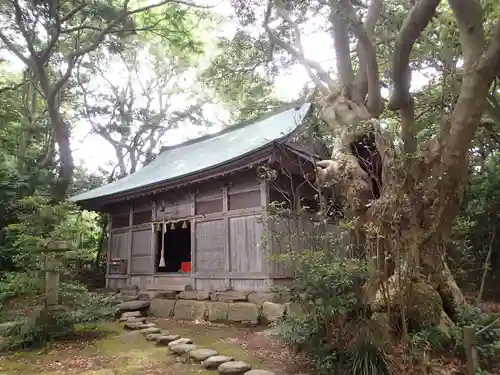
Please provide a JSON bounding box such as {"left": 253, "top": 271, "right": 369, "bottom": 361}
{"left": 0, "top": 320, "right": 293, "bottom": 375}
{"left": 0, "top": 322, "right": 196, "bottom": 375}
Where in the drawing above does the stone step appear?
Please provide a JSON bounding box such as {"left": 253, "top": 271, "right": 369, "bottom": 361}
{"left": 117, "top": 300, "right": 150, "bottom": 313}
{"left": 202, "top": 355, "right": 234, "bottom": 369}
{"left": 169, "top": 343, "right": 198, "bottom": 355}
{"left": 156, "top": 334, "right": 181, "bottom": 346}
{"left": 167, "top": 337, "right": 193, "bottom": 348}
{"left": 140, "top": 327, "right": 161, "bottom": 335}
{"left": 243, "top": 371, "right": 276, "bottom": 375}
{"left": 218, "top": 360, "right": 252, "bottom": 375}
{"left": 188, "top": 348, "right": 218, "bottom": 362}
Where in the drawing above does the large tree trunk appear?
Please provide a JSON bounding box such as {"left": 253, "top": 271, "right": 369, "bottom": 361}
{"left": 32, "top": 59, "right": 75, "bottom": 201}
{"left": 315, "top": 84, "right": 481, "bottom": 330}
{"left": 47, "top": 102, "right": 74, "bottom": 201}
{"left": 264, "top": 0, "right": 500, "bottom": 331}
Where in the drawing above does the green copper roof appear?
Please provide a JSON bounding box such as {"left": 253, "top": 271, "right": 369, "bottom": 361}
{"left": 70, "top": 103, "right": 312, "bottom": 203}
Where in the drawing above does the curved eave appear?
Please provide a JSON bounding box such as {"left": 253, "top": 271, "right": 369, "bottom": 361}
{"left": 75, "top": 143, "right": 276, "bottom": 211}
{"left": 73, "top": 103, "right": 314, "bottom": 211}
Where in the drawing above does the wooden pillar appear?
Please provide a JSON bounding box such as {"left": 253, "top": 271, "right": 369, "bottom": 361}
{"left": 150, "top": 200, "right": 157, "bottom": 276}
{"left": 127, "top": 205, "right": 133, "bottom": 285}
{"left": 223, "top": 185, "right": 230, "bottom": 290}
{"left": 260, "top": 179, "right": 270, "bottom": 276}
{"left": 105, "top": 215, "right": 112, "bottom": 289}
{"left": 464, "top": 326, "right": 479, "bottom": 375}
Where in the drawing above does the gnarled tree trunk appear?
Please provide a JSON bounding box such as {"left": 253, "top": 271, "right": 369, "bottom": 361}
{"left": 265, "top": 0, "right": 500, "bottom": 330}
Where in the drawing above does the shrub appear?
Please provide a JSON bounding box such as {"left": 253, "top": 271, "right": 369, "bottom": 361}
{"left": 450, "top": 305, "right": 500, "bottom": 363}
{"left": 2, "top": 281, "right": 119, "bottom": 350}
{"left": 0, "top": 271, "right": 43, "bottom": 307}
{"left": 277, "top": 250, "right": 392, "bottom": 374}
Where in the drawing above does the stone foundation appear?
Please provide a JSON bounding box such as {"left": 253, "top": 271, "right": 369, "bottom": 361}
{"left": 121, "top": 289, "right": 295, "bottom": 325}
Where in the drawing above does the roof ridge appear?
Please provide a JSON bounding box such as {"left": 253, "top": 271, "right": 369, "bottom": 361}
{"left": 158, "top": 100, "right": 306, "bottom": 154}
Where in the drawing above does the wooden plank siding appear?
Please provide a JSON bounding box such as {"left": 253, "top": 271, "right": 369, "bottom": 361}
{"left": 195, "top": 220, "right": 225, "bottom": 273}
{"left": 105, "top": 169, "right": 317, "bottom": 292}
{"left": 229, "top": 215, "right": 265, "bottom": 273}
{"left": 193, "top": 170, "right": 271, "bottom": 292}
{"left": 130, "top": 229, "right": 152, "bottom": 274}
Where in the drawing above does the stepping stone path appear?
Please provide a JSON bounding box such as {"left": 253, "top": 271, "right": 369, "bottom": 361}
{"left": 121, "top": 311, "right": 142, "bottom": 319}
{"left": 156, "top": 334, "right": 181, "bottom": 346}
{"left": 120, "top": 316, "right": 146, "bottom": 323}
{"left": 140, "top": 327, "right": 161, "bottom": 335}
{"left": 202, "top": 355, "right": 234, "bottom": 369}
{"left": 117, "top": 307, "right": 275, "bottom": 375}
{"left": 124, "top": 322, "right": 143, "bottom": 330}
{"left": 145, "top": 333, "right": 167, "bottom": 341}
{"left": 218, "top": 361, "right": 252, "bottom": 375}
{"left": 169, "top": 343, "right": 198, "bottom": 355}
{"left": 188, "top": 348, "right": 219, "bottom": 362}
{"left": 168, "top": 337, "right": 192, "bottom": 348}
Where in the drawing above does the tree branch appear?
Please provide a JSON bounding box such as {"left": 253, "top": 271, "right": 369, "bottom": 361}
{"left": 339, "top": 0, "right": 382, "bottom": 116}
{"left": 431, "top": 0, "right": 490, "bottom": 238}
{"left": 351, "top": 0, "right": 383, "bottom": 105}
{"left": 11, "top": 0, "right": 38, "bottom": 59}
{"left": 388, "top": 0, "right": 440, "bottom": 111}
{"left": 448, "top": 0, "right": 485, "bottom": 71}
{"left": 39, "top": 2, "right": 86, "bottom": 62}
{"left": 400, "top": 97, "right": 417, "bottom": 154}
{"left": 68, "top": 0, "right": 210, "bottom": 60}
{"left": 329, "top": 0, "right": 354, "bottom": 89}
{"left": 0, "top": 32, "right": 30, "bottom": 66}
{"left": 264, "top": 0, "right": 336, "bottom": 95}
{"left": 477, "top": 19, "right": 500, "bottom": 82}
{"left": 53, "top": 0, "right": 193, "bottom": 101}
{"left": 61, "top": 3, "right": 87, "bottom": 23}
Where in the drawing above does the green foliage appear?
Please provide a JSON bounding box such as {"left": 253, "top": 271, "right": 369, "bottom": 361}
{"left": 450, "top": 305, "right": 500, "bottom": 363}
{"left": 277, "top": 250, "right": 390, "bottom": 374}
{"left": 201, "top": 31, "right": 289, "bottom": 122}
{"left": 0, "top": 272, "right": 43, "bottom": 307}
{"left": 287, "top": 254, "right": 368, "bottom": 318}
{"left": 451, "top": 153, "right": 500, "bottom": 297}
{"left": 59, "top": 282, "right": 120, "bottom": 318}
{"left": 0, "top": 189, "right": 116, "bottom": 350}
{"left": 3, "top": 195, "right": 99, "bottom": 270}
{"left": 3, "top": 282, "right": 120, "bottom": 350}
{"left": 409, "top": 326, "right": 448, "bottom": 353}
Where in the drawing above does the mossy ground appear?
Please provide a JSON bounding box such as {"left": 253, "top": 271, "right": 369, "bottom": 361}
{"left": 0, "top": 320, "right": 303, "bottom": 375}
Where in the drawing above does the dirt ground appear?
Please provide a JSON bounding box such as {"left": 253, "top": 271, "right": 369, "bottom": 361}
{"left": 0, "top": 319, "right": 309, "bottom": 375}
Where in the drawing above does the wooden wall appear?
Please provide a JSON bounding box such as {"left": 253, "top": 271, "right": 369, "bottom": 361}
{"left": 265, "top": 168, "right": 338, "bottom": 279}
{"left": 105, "top": 169, "right": 272, "bottom": 292}
{"left": 193, "top": 171, "right": 269, "bottom": 291}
